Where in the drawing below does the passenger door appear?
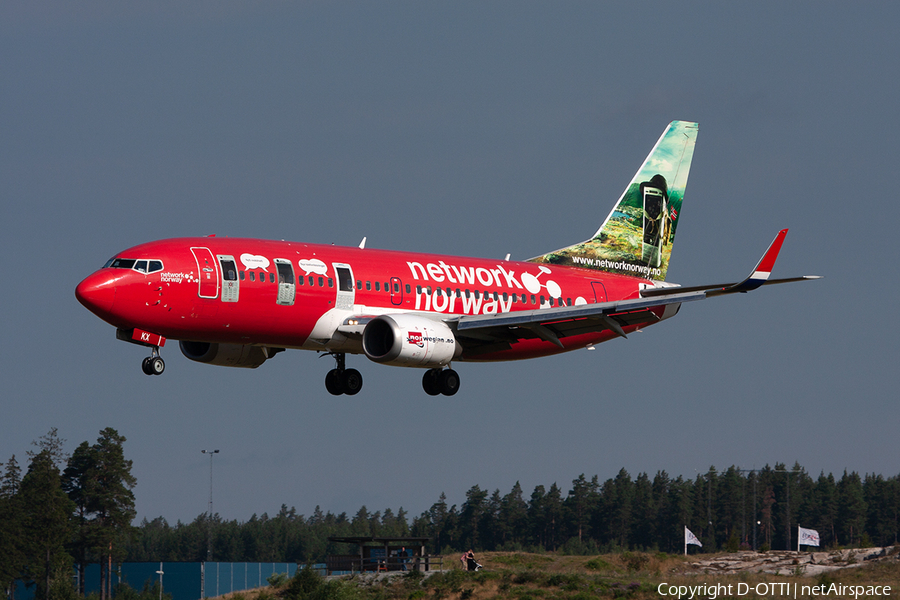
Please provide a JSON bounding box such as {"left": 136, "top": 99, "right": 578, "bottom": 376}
{"left": 218, "top": 255, "right": 240, "bottom": 302}
{"left": 275, "top": 259, "right": 295, "bottom": 306}
{"left": 332, "top": 263, "right": 355, "bottom": 310}
{"left": 191, "top": 247, "right": 219, "bottom": 299}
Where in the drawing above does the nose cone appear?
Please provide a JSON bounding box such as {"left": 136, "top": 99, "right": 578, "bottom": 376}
{"left": 76, "top": 271, "right": 117, "bottom": 317}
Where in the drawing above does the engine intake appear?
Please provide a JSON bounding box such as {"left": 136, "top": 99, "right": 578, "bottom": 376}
{"left": 179, "top": 341, "right": 279, "bottom": 369}
{"left": 362, "top": 315, "right": 461, "bottom": 367}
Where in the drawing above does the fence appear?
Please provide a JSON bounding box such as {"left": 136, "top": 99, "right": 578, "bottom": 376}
{"left": 14, "top": 562, "right": 323, "bottom": 600}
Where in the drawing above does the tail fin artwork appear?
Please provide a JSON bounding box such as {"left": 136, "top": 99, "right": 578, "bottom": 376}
{"left": 529, "top": 120, "right": 698, "bottom": 281}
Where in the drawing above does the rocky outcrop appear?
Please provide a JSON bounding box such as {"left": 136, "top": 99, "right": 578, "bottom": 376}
{"left": 687, "top": 547, "right": 899, "bottom": 576}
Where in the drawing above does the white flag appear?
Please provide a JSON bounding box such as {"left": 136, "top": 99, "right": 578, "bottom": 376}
{"left": 798, "top": 526, "right": 820, "bottom": 547}
{"left": 685, "top": 526, "right": 703, "bottom": 547}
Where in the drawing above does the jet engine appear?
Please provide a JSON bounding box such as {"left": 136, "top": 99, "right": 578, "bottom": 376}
{"left": 362, "top": 314, "right": 462, "bottom": 367}
{"left": 179, "top": 341, "right": 280, "bottom": 369}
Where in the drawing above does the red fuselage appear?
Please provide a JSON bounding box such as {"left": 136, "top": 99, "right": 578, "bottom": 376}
{"left": 76, "top": 237, "right": 656, "bottom": 361}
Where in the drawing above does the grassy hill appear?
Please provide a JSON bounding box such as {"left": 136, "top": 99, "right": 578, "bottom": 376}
{"left": 218, "top": 550, "right": 900, "bottom": 600}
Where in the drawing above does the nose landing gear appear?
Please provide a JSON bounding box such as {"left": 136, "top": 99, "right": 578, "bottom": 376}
{"left": 324, "top": 352, "right": 363, "bottom": 396}
{"left": 141, "top": 348, "right": 165, "bottom": 376}
{"left": 422, "top": 368, "right": 460, "bottom": 396}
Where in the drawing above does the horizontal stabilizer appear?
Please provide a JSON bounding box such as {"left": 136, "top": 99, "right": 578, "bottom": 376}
{"left": 640, "top": 229, "right": 821, "bottom": 299}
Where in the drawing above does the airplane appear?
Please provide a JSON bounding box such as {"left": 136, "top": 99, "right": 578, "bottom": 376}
{"left": 75, "top": 121, "right": 819, "bottom": 396}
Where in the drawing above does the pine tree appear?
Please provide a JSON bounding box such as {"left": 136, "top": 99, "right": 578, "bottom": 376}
{"left": 19, "top": 449, "right": 74, "bottom": 600}
{"left": 836, "top": 470, "right": 867, "bottom": 547}
{"left": 62, "top": 441, "right": 97, "bottom": 595}
{"left": 498, "top": 482, "right": 528, "bottom": 549}
{"left": 0, "top": 456, "right": 26, "bottom": 596}
{"left": 459, "top": 485, "right": 488, "bottom": 550}
{"left": 630, "top": 472, "right": 655, "bottom": 549}
{"left": 565, "top": 474, "right": 593, "bottom": 544}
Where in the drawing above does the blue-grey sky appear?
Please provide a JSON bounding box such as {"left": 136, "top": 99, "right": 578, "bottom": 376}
{"left": 2, "top": 2, "right": 897, "bottom": 525}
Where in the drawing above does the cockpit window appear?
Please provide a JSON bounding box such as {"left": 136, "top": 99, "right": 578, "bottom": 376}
{"left": 105, "top": 258, "right": 163, "bottom": 273}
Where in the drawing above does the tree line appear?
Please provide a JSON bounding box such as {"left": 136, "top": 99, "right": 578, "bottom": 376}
{"left": 125, "top": 464, "right": 899, "bottom": 563}
{"left": 3, "top": 428, "right": 900, "bottom": 600}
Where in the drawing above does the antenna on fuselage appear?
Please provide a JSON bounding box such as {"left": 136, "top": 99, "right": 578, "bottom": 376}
{"left": 359, "top": 237, "right": 367, "bottom": 249}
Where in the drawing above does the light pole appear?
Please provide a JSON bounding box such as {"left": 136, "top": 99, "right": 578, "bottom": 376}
{"left": 201, "top": 449, "right": 220, "bottom": 561}
{"left": 155, "top": 564, "right": 163, "bottom": 600}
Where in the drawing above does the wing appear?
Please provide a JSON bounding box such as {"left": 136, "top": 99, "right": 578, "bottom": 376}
{"left": 450, "top": 229, "right": 821, "bottom": 354}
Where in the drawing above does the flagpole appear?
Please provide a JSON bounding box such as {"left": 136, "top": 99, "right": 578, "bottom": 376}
{"left": 684, "top": 526, "right": 687, "bottom": 556}
{"left": 797, "top": 525, "right": 800, "bottom": 553}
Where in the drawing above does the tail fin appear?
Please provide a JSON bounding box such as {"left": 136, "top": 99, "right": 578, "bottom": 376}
{"left": 529, "top": 120, "right": 698, "bottom": 281}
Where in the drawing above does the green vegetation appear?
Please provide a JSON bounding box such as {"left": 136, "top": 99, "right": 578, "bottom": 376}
{"left": 227, "top": 551, "right": 900, "bottom": 600}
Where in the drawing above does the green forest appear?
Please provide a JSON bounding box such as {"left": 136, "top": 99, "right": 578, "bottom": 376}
{"left": 2, "top": 428, "right": 899, "bottom": 600}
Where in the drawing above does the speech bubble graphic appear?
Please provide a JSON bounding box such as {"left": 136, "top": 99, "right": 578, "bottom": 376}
{"left": 240, "top": 253, "right": 270, "bottom": 271}
{"left": 298, "top": 258, "right": 328, "bottom": 275}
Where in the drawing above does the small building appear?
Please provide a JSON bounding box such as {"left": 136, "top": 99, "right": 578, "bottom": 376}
{"left": 326, "top": 537, "right": 442, "bottom": 575}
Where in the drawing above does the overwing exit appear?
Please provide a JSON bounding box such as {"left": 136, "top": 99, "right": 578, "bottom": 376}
{"left": 75, "top": 121, "right": 820, "bottom": 395}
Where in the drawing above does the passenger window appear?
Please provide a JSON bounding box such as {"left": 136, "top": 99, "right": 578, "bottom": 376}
{"left": 474, "top": 291, "right": 480, "bottom": 299}
{"left": 465, "top": 289, "right": 471, "bottom": 298}
{"left": 385, "top": 282, "right": 389, "bottom": 291}
{"left": 502, "top": 292, "right": 507, "bottom": 301}
{"left": 426, "top": 286, "right": 432, "bottom": 295}
{"left": 456, "top": 288, "right": 461, "bottom": 297}
{"left": 375, "top": 282, "right": 380, "bottom": 291}
{"left": 269, "top": 272, "right": 275, "bottom": 283}
{"left": 436, "top": 287, "right": 442, "bottom": 296}
{"left": 328, "top": 278, "right": 334, "bottom": 288}
{"left": 540, "top": 295, "right": 545, "bottom": 305}
{"left": 318, "top": 277, "right": 324, "bottom": 287}
{"left": 567, "top": 298, "right": 572, "bottom": 306}
{"left": 250, "top": 272, "right": 256, "bottom": 281}
{"left": 149, "top": 260, "right": 163, "bottom": 273}
{"left": 531, "top": 294, "right": 536, "bottom": 304}
{"left": 239, "top": 271, "right": 245, "bottom": 281}
{"left": 405, "top": 284, "right": 411, "bottom": 294}
{"left": 357, "top": 280, "right": 362, "bottom": 290}
{"left": 309, "top": 276, "right": 314, "bottom": 286}
{"left": 366, "top": 281, "right": 371, "bottom": 291}
{"left": 134, "top": 260, "right": 148, "bottom": 273}
{"left": 297, "top": 275, "right": 303, "bottom": 285}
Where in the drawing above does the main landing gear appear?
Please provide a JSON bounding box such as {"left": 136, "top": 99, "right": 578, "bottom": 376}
{"left": 141, "top": 347, "right": 165, "bottom": 376}
{"left": 324, "top": 352, "right": 363, "bottom": 396}
{"left": 422, "top": 368, "right": 460, "bottom": 396}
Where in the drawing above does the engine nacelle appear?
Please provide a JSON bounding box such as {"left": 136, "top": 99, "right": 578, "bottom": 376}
{"left": 179, "top": 341, "right": 275, "bottom": 369}
{"left": 362, "top": 314, "right": 462, "bottom": 367}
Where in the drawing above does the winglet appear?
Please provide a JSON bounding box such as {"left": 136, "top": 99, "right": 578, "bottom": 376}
{"left": 708, "top": 229, "right": 788, "bottom": 296}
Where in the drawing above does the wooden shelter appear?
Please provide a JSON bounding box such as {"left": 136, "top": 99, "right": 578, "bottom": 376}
{"left": 325, "top": 537, "right": 442, "bottom": 574}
